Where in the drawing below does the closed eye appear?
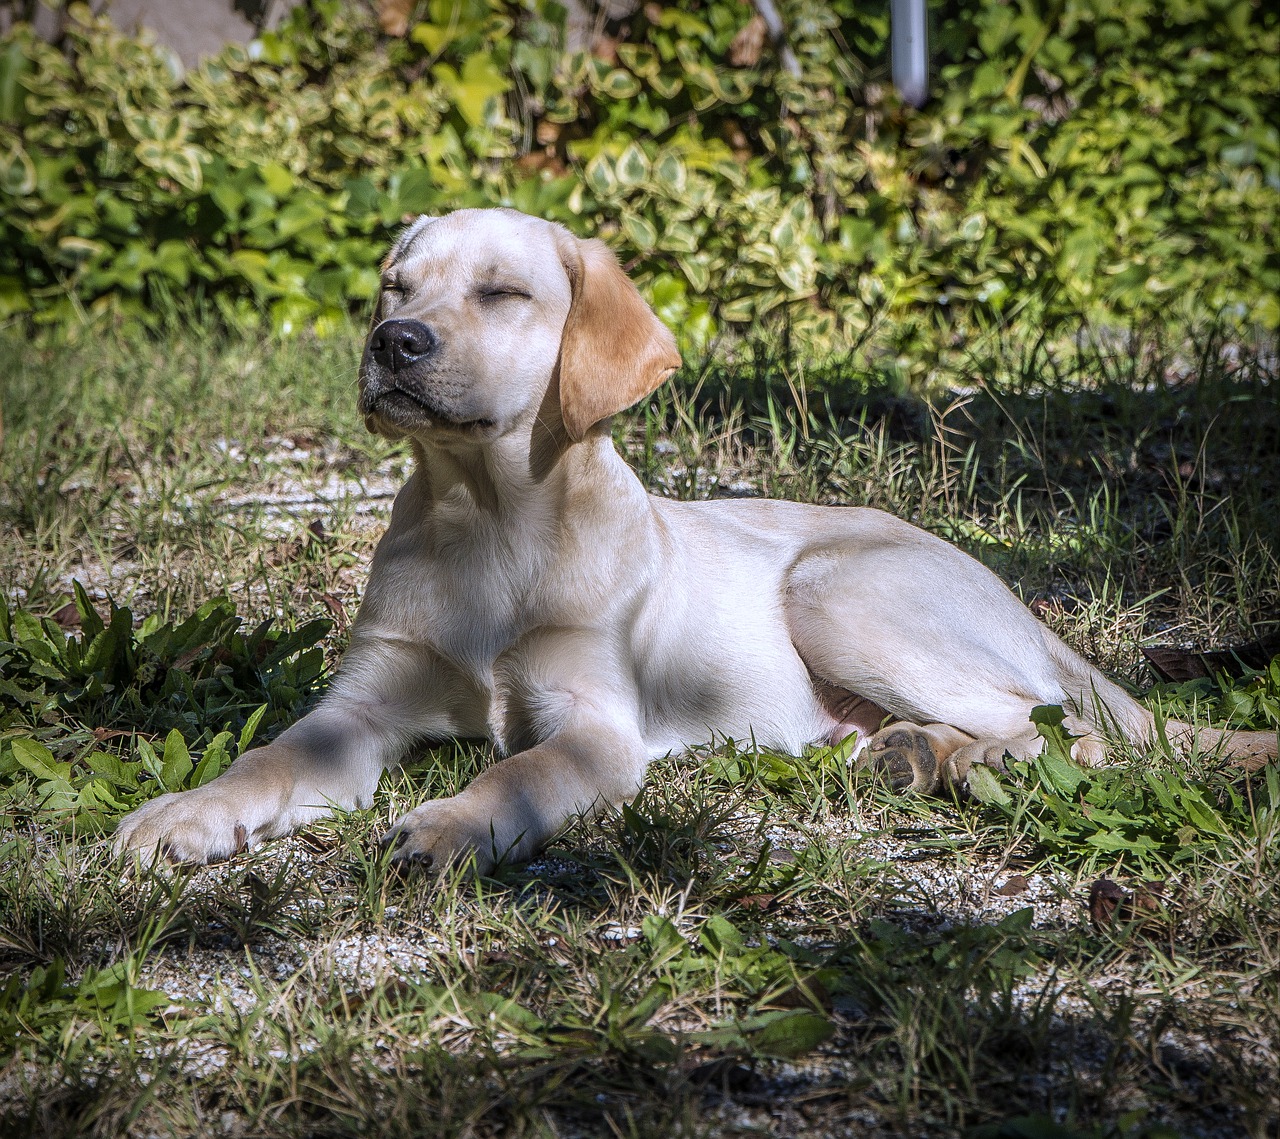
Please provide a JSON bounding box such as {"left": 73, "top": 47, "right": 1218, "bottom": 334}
{"left": 478, "top": 287, "right": 532, "bottom": 302}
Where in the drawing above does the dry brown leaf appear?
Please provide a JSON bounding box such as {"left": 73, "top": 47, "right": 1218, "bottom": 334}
{"left": 1141, "top": 633, "right": 1280, "bottom": 683}
{"left": 736, "top": 893, "right": 777, "bottom": 911}
{"left": 52, "top": 601, "right": 81, "bottom": 629}
{"left": 1088, "top": 877, "right": 1125, "bottom": 926}
{"left": 172, "top": 645, "right": 204, "bottom": 672}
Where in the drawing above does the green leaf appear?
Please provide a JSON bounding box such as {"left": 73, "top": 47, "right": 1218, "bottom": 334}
{"left": 238, "top": 704, "right": 268, "bottom": 755}
{"left": 1035, "top": 749, "right": 1088, "bottom": 798}
{"left": 72, "top": 583, "right": 105, "bottom": 640}
{"left": 699, "top": 914, "right": 745, "bottom": 958}
{"left": 159, "top": 729, "right": 192, "bottom": 791}
{"left": 747, "top": 1009, "right": 834, "bottom": 1058}
{"left": 0, "top": 141, "right": 36, "bottom": 196}
{"left": 641, "top": 914, "right": 686, "bottom": 959}
{"left": 676, "top": 254, "right": 711, "bottom": 293}
{"left": 433, "top": 53, "right": 511, "bottom": 129}
{"left": 615, "top": 142, "right": 650, "bottom": 187}
{"left": 11, "top": 739, "right": 71, "bottom": 785}
{"left": 583, "top": 153, "right": 617, "bottom": 198}
{"left": 967, "top": 763, "right": 1012, "bottom": 806}
{"left": 259, "top": 162, "right": 294, "bottom": 197}
{"left": 0, "top": 39, "right": 31, "bottom": 125}
{"left": 191, "top": 732, "right": 231, "bottom": 789}
{"left": 596, "top": 68, "right": 641, "bottom": 100}
{"left": 621, "top": 210, "right": 657, "bottom": 252}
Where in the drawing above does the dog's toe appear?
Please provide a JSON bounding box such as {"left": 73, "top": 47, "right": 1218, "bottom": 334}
{"left": 381, "top": 798, "right": 499, "bottom": 876}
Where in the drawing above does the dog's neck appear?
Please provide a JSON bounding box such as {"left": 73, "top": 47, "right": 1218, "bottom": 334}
{"left": 407, "top": 415, "right": 631, "bottom": 524}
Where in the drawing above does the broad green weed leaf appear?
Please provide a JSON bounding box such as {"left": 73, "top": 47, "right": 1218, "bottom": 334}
{"left": 641, "top": 914, "right": 685, "bottom": 959}
{"left": 1175, "top": 787, "right": 1225, "bottom": 835}
{"left": 192, "top": 732, "right": 232, "bottom": 788}
{"left": 159, "top": 729, "right": 192, "bottom": 790}
{"left": 700, "top": 914, "right": 745, "bottom": 958}
{"left": 238, "top": 704, "right": 268, "bottom": 754}
{"left": 136, "top": 738, "right": 164, "bottom": 785}
{"left": 747, "top": 1009, "right": 834, "bottom": 1058}
{"left": 472, "top": 992, "right": 545, "bottom": 1035}
{"left": 1034, "top": 750, "right": 1088, "bottom": 798}
{"left": 967, "top": 764, "right": 1011, "bottom": 806}
{"left": 72, "top": 583, "right": 104, "bottom": 640}
{"left": 11, "top": 738, "right": 71, "bottom": 784}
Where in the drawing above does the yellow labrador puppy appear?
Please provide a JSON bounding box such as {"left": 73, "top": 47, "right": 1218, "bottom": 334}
{"left": 114, "top": 208, "right": 1277, "bottom": 870}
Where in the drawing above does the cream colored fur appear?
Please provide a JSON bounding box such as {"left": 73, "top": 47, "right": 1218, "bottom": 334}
{"left": 114, "top": 208, "right": 1278, "bottom": 871}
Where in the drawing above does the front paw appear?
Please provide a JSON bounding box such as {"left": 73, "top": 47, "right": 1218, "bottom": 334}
{"left": 381, "top": 798, "right": 513, "bottom": 875}
{"left": 113, "top": 781, "right": 284, "bottom": 865}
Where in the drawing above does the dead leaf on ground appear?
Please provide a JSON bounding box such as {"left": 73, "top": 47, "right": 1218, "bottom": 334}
{"left": 93, "top": 727, "right": 142, "bottom": 743}
{"left": 307, "top": 591, "right": 349, "bottom": 634}
{"left": 773, "top": 975, "right": 831, "bottom": 1010}
{"left": 296, "top": 830, "right": 339, "bottom": 856}
{"left": 344, "top": 978, "right": 413, "bottom": 1015}
{"left": 1142, "top": 634, "right": 1280, "bottom": 683}
{"left": 172, "top": 646, "right": 205, "bottom": 672}
{"left": 1089, "top": 877, "right": 1173, "bottom": 931}
{"left": 52, "top": 601, "right": 81, "bottom": 629}
{"left": 736, "top": 893, "right": 777, "bottom": 911}
{"left": 1088, "top": 877, "right": 1125, "bottom": 926}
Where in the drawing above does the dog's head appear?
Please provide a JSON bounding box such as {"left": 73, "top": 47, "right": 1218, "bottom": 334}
{"left": 359, "top": 208, "right": 681, "bottom": 443}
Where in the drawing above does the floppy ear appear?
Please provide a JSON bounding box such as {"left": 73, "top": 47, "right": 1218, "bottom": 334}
{"left": 555, "top": 233, "right": 681, "bottom": 441}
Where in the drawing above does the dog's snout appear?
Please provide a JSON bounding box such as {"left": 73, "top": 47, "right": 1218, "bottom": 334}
{"left": 369, "top": 320, "right": 436, "bottom": 371}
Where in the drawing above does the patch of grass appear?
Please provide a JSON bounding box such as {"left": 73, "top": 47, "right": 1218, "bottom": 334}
{"left": 1, "top": 314, "right": 1277, "bottom": 1137}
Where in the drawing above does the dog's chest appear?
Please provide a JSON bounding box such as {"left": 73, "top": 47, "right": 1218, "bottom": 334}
{"left": 361, "top": 504, "right": 614, "bottom": 682}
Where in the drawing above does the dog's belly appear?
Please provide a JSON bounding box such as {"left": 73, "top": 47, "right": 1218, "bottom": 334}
{"left": 637, "top": 658, "right": 834, "bottom": 758}
{"left": 631, "top": 515, "right": 836, "bottom": 758}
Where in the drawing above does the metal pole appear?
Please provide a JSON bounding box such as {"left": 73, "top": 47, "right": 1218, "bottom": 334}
{"left": 891, "top": 0, "right": 929, "bottom": 108}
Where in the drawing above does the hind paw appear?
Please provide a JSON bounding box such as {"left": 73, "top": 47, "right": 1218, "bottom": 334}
{"left": 864, "top": 725, "right": 944, "bottom": 794}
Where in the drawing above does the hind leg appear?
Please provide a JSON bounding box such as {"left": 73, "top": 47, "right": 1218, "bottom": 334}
{"left": 784, "top": 523, "right": 1147, "bottom": 786}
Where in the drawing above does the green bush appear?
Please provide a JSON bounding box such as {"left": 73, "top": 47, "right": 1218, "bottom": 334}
{"left": 0, "top": 0, "right": 1275, "bottom": 378}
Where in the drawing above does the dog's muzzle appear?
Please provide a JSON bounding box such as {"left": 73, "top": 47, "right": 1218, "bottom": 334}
{"left": 359, "top": 319, "right": 490, "bottom": 432}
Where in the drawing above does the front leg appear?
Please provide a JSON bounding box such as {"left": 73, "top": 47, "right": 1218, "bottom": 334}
{"left": 383, "top": 720, "right": 649, "bottom": 874}
{"left": 113, "top": 638, "right": 469, "bottom": 863}
{"left": 384, "top": 632, "right": 649, "bottom": 874}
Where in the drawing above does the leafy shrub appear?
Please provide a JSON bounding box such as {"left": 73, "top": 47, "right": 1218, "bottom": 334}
{"left": 0, "top": 586, "right": 328, "bottom": 832}
{"left": 0, "top": 0, "right": 1275, "bottom": 378}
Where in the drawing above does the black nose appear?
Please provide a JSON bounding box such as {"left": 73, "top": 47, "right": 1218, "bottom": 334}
{"left": 369, "top": 319, "right": 436, "bottom": 371}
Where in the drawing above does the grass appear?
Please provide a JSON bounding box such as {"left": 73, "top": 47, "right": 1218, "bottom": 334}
{"left": 0, "top": 312, "right": 1278, "bottom": 1138}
